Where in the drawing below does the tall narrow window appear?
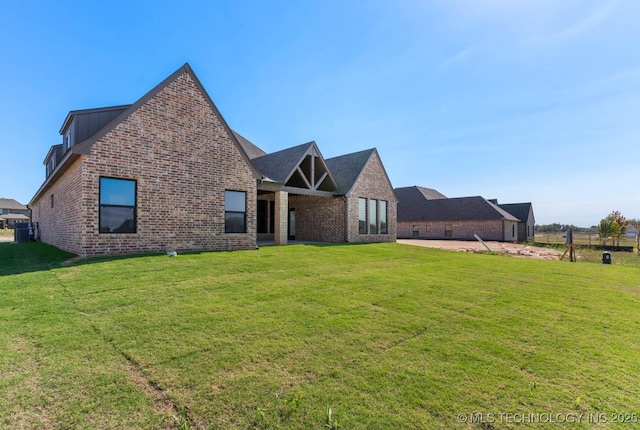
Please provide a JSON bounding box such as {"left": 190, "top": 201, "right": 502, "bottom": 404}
{"left": 100, "top": 177, "right": 136, "bottom": 233}
{"left": 380, "top": 200, "right": 388, "bottom": 234}
{"left": 225, "top": 190, "right": 246, "bottom": 233}
{"left": 369, "top": 199, "right": 378, "bottom": 234}
{"left": 257, "top": 200, "right": 268, "bottom": 234}
{"left": 358, "top": 198, "right": 367, "bottom": 234}
{"left": 413, "top": 225, "right": 419, "bottom": 237}
{"left": 63, "top": 131, "right": 71, "bottom": 152}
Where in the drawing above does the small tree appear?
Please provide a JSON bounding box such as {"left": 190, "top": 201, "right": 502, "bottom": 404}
{"left": 597, "top": 216, "right": 619, "bottom": 246}
{"left": 609, "top": 211, "right": 628, "bottom": 245}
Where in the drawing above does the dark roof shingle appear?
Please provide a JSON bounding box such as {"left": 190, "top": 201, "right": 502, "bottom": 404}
{"left": 0, "top": 198, "right": 27, "bottom": 210}
{"left": 395, "top": 189, "right": 520, "bottom": 222}
{"left": 325, "top": 149, "right": 375, "bottom": 195}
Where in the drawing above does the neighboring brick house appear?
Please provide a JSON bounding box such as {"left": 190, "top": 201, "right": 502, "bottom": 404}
{"left": 493, "top": 201, "right": 535, "bottom": 242}
{"left": 0, "top": 198, "right": 30, "bottom": 228}
{"left": 30, "top": 64, "right": 397, "bottom": 256}
{"left": 395, "top": 186, "right": 519, "bottom": 242}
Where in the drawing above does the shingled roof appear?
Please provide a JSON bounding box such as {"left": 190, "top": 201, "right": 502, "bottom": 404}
{"left": 233, "top": 131, "right": 267, "bottom": 159}
{"left": 498, "top": 203, "right": 534, "bottom": 223}
{"left": 396, "top": 192, "right": 520, "bottom": 223}
{"left": 324, "top": 148, "right": 375, "bottom": 195}
{"left": 31, "top": 63, "right": 261, "bottom": 206}
{"left": 395, "top": 186, "right": 446, "bottom": 203}
{"left": 252, "top": 142, "right": 316, "bottom": 183}
{"left": 0, "top": 198, "right": 28, "bottom": 210}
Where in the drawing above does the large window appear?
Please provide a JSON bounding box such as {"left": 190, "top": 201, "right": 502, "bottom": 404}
{"left": 100, "top": 177, "right": 136, "bottom": 234}
{"left": 380, "top": 200, "right": 388, "bottom": 234}
{"left": 358, "top": 198, "right": 367, "bottom": 234}
{"left": 369, "top": 199, "right": 378, "bottom": 234}
{"left": 225, "top": 190, "right": 246, "bottom": 233}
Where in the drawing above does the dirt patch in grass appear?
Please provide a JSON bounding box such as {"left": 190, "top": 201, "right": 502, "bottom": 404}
{"left": 620, "top": 287, "right": 640, "bottom": 295}
{"left": 398, "top": 239, "right": 559, "bottom": 260}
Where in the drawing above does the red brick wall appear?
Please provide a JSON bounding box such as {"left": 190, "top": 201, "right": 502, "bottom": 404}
{"left": 288, "top": 195, "right": 345, "bottom": 242}
{"left": 346, "top": 151, "right": 397, "bottom": 243}
{"left": 33, "top": 158, "right": 84, "bottom": 253}
{"left": 33, "top": 71, "right": 257, "bottom": 257}
{"left": 398, "top": 220, "right": 518, "bottom": 242}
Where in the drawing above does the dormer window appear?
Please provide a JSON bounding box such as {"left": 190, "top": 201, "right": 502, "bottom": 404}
{"left": 46, "top": 157, "right": 56, "bottom": 177}
{"left": 63, "top": 131, "right": 71, "bottom": 152}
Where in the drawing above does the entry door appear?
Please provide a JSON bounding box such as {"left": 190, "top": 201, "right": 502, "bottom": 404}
{"left": 288, "top": 209, "right": 296, "bottom": 240}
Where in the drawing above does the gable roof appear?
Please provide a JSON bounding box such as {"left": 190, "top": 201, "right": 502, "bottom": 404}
{"left": 251, "top": 141, "right": 339, "bottom": 193}
{"left": 417, "top": 186, "right": 447, "bottom": 200}
{"left": 252, "top": 142, "right": 313, "bottom": 183}
{"left": 324, "top": 148, "right": 376, "bottom": 195}
{"left": 0, "top": 198, "right": 28, "bottom": 210}
{"left": 233, "top": 131, "right": 267, "bottom": 159}
{"left": 395, "top": 185, "right": 446, "bottom": 202}
{"left": 31, "top": 63, "right": 261, "bottom": 205}
{"left": 498, "top": 203, "right": 534, "bottom": 223}
{"left": 397, "top": 193, "right": 520, "bottom": 223}
{"left": 43, "top": 144, "right": 63, "bottom": 164}
{"left": 71, "top": 64, "right": 258, "bottom": 179}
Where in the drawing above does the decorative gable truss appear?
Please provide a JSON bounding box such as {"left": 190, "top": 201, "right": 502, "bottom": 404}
{"left": 284, "top": 144, "right": 337, "bottom": 192}
{"left": 254, "top": 142, "right": 339, "bottom": 197}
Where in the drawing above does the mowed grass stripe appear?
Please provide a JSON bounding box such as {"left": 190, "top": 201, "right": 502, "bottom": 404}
{"left": 1, "top": 241, "right": 639, "bottom": 428}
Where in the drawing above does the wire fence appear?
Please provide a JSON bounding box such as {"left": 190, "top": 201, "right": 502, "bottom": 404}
{"left": 535, "top": 233, "right": 638, "bottom": 248}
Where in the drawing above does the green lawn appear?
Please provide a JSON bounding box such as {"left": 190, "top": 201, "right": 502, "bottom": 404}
{"left": 1, "top": 242, "right": 639, "bottom": 429}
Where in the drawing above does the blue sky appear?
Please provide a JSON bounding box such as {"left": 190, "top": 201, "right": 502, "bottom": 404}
{"left": 1, "top": 0, "right": 638, "bottom": 226}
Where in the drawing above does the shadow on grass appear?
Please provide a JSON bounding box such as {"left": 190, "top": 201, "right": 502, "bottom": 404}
{"left": 0, "top": 241, "right": 77, "bottom": 276}
{"left": 1, "top": 240, "right": 396, "bottom": 277}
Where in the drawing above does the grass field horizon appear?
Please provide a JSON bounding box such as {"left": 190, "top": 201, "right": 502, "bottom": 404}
{"left": 1, "top": 241, "right": 639, "bottom": 429}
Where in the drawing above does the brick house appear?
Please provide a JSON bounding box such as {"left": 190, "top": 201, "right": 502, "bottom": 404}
{"left": 395, "top": 186, "right": 519, "bottom": 242}
{"left": 0, "top": 198, "right": 30, "bottom": 228}
{"left": 29, "top": 64, "right": 396, "bottom": 257}
{"left": 495, "top": 202, "right": 535, "bottom": 242}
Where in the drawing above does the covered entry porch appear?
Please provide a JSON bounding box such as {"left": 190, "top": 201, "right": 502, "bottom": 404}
{"left": 253, "top": 142, "right": 341, "bottom": 245}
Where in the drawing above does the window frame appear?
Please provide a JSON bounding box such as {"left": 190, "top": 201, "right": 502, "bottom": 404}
{"left": 99, "top": 177, "right": 137, "bottom": 234}
{"left": 63, "top": 131, "right": 71, "bottom": 152}
{"left": 225, "top": 190, "right": 247, "bottom": 234}
{"left": 379, "top": 200, "right": 388, "bottom": 234}
{"left": 369, "top": 199, "right": 378, "bottom": 234}
{"left": 358, "top": 198, "right": 367, "bottom": 234}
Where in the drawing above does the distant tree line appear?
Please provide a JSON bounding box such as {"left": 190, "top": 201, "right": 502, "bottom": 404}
{"left": 537, "top": 213, "right": 638, "bottom": 246}
{"left": 535, "top": 224, "right": 595, "bottom": 233}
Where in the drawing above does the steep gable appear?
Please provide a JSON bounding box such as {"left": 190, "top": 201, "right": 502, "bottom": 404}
{"left": 253, "top": 141, "right": 338, "bottom": 192}
{"left": 233, "top": 131, "right": 267, "bottom": 159}
{"left": 72, "top": 64, "right": 260, "bottom": 179}
{"left": 326, "top": 148, "right": 397, "bottom": 201}
{"left": 498, "top": 203, "right": 534, "bottom": 223}
{"left": 31, "top": 64, "right": 260, "bottom": 206}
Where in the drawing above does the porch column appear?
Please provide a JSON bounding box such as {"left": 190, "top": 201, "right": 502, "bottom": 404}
{"left": 274, "top": 191, "right": 288, "bottom": 245}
